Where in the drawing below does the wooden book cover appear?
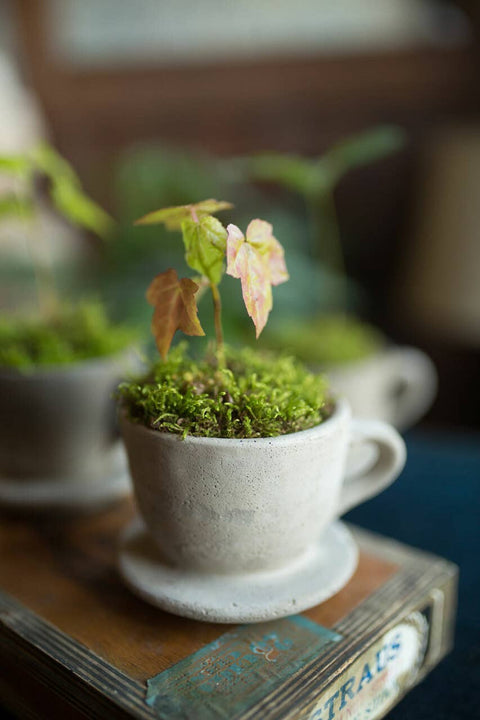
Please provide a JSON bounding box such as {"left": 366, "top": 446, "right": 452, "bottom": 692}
{"left": 0, "top": 501, "right": 457, "bottom": 720}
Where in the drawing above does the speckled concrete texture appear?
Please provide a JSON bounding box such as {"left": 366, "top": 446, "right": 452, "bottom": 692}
{"left": 119, "top": 517, "right": 358, "bottom": 622}
{"left": 120, "top": 398, "right": 405, "bottom": 621}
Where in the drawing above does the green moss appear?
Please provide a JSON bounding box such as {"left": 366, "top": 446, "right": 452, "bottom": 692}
{"left": 0, "top": 301, "right": 137, "bottom": 370}
{"left": 118, "top": 344, "right": 333, "bottom": 439}
{"left": 263, "top": 314, "right": 384, "bottom": 366}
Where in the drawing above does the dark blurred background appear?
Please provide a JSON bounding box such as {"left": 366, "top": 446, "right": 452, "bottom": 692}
{"left": 1, "top": 6, "right": 479, "bottom": 720}
{"left": 1, "top": 0, "right": 479, "bottom": 430}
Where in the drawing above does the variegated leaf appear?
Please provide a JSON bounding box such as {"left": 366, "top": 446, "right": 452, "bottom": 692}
{"left": 226, "top": 220, "right": 288, "bottom": 337}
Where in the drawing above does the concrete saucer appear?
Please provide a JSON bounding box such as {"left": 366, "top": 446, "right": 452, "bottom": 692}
{"left": 0, "top": 470, "right": 131, "bottom": 512}
{"left": 118, "top": 518, "right": 358, "bottom": 623}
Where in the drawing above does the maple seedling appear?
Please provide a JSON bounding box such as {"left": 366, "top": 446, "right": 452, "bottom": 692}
{"left": 135, "top": 200, "right": 289, "bottom": 363}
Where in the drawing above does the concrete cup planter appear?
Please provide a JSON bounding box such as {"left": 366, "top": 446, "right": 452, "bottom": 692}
{"left": 324, "top": 346, "right": 437, "bottom": 430}
{"left": 118, "top": 399, "right": 406, "bottom": 623}
{"left": 0, "top": 352, "right": 136, "bottom": 511}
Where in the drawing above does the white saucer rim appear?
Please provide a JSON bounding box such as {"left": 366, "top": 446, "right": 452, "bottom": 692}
{"left": 118, "top": 519, "right": 358, "bottom": 623}
{"left": 0, "top": 471, "right": 131, "bottom": 509}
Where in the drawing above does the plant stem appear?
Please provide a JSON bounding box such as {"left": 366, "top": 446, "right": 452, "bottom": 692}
{"left": 14, "top": 184, "right": 59, "bottom": 318}
{"left": 307, "top": 190, "right": 348, "bottom": 316}
{"left": 210, "top": 282, "right": 225, "bottom": 367}
{"left": 28, "top": 240, "right": 59, "bottom": 318}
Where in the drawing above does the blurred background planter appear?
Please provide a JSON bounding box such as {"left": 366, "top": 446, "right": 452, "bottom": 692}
{"left": 0, "top": 350, "right": 135, "bottom": 511}
{"left": 262, "top": 316, "right": 437, "bottom": 429}
{"left": 325, "top": 344, "right": 437, "bottom": 430}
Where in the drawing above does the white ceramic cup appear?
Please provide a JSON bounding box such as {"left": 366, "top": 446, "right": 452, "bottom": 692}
{"left": 325, "top": 346, "right": 437, "bottom": 430}
{"left": 121, "top": 399, "right": 406, "bottom": 575}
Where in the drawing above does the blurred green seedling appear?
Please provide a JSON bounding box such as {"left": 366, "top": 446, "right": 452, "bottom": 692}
{"left": 0, "top": 143, "right": 113, "bottom": 317}
{"left": 247, "top": 125, "right": 406, "bottom": 312}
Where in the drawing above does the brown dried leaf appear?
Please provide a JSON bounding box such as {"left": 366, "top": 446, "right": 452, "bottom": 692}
{"left": 146, "top": 268, "right": 205, "bottom": 359}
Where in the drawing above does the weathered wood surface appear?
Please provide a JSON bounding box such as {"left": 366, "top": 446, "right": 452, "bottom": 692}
{"left": 0, "top": 499, "right": 396, "bottom": 681}
{"left": 0, "top": 500, "right": 457, "bottom": 719}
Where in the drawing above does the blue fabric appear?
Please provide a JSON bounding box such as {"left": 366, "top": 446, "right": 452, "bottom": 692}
{"left": 345, "top": 430, "right": 480, "bottom": 719}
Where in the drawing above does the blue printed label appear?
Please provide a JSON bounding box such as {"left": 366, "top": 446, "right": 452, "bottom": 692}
{"left": 146, "top": 616, "right": 341, "bottom": 719}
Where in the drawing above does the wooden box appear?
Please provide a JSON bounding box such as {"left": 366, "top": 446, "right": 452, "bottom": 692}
{"left": 0, "top": 501, "right": 457, "bottom": 719}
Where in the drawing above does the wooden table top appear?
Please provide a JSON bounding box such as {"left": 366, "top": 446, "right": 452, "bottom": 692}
{"left": 0, "top": 499, "right": 397, "bottom": 683}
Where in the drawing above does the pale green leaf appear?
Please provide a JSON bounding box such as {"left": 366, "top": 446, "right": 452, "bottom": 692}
{"left": 193, "top": 199, "right": 233, "bottom": 216}
{"left": 50, "top": 182, "right": 114, "bottom": 237}
{"left": 31, "top": 143, "right": 79, "bottom": 185}
{"left": 135, "top": 199, "right": 233, "bottom": 229}
{"left": 0, "top": 155, "right": 32, "bottom": 179}
{"left": 249, "top": 126, "right": 406, "bottom": 198}
{"left": 135, "top": 204, "right": 193, "bottom": 229}
{"left": 182, "top": 215, "right": 227, "bottom": 286}
{"left": 318, "top": 125, "right": 406, "bottom": 189}
{"left": 32, "top": 143, "right": 114, "bottom": 237}
{"left": 249, "top": 154, "right": 317, "bottom": 195}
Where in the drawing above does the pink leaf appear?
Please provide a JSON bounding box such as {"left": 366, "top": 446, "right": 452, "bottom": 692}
{"left": 245, "top": 219, "right": 289, "bottom": 285}
{"left": 226, "top": 220, "right": 288, "bottom": 337}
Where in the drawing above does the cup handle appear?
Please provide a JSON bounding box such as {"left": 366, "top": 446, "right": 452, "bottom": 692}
{"left": 389, "top": 346, "right": 437, "bottom": 431}
{"left": 338, "top": 419, "right": 406, "bottom": 516}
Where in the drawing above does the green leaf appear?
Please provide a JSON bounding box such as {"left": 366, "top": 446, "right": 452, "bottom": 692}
{"left": 319, "top": 125, "right": 406, "bottom": 189}
{"left": 50, "top": 182, "right": 114, "bottom": 237}
{"left": 249, "top": 153, "right": 317, "bottom": 195}
{"left": 192, "top": 199, "right": 233, "bottom": 216}
{"left": 135, "top": 204, "right": 192, "bottom": 229}
{"left": 0, "top": 155, "right": 32, "bottom": 179}
{"left": 182, "top": 215, "right": 227, "bottom": 286}
{"left": 32, "top": 143, "right": 114, "bottom": 237}
{"left": 135, "top": 199, "right": 233, "bottom": 229}
{"left": 31, "top": 143, "right": 79, "bottom": 186}
{"left": 249, "top": 126, "right": 406, "bottom": 198}
{"left": 0, "top": 194, "right": 34, "bottom": 220}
